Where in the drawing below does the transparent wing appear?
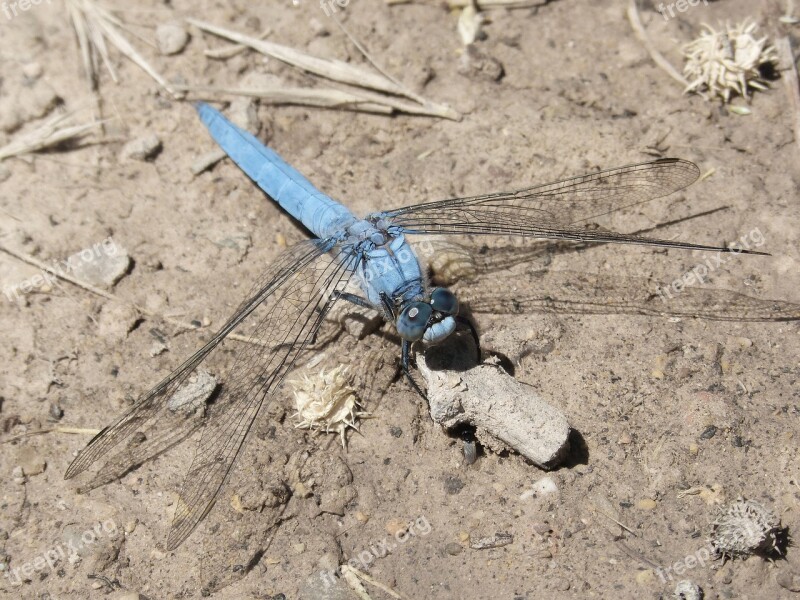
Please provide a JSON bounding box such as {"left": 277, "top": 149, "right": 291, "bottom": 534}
{"left": 375, "top": 159, "right": 762, "bottom": 254}
{"left": 460, "top": 269, "right": 800, "bottom": 321}
{"left": 65, "top": 238, "right": 358, "bottom": 549}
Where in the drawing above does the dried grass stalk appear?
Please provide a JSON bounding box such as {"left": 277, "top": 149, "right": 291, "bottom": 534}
{"left": 67, "top": 0, "right": 177, "bottom": 97}
{"left": 187, "top": 18, "right": 460, "bottom": 120}
{"left": 0, "top": 112, "right": 102, "bottom": 161}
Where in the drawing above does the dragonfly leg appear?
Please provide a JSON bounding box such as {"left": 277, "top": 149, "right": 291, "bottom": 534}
{"left": 332, "top": 291, "right": 373, "bottom": 309}
{"left": 401, "top": 339, "right": 428, "bottom": 401}
{"left": 455, "top": 315, "right": 482, "bottom": 363}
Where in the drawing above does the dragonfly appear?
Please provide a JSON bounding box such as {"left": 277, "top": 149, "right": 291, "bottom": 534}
{"left": 65, "top": 102, "right": 768, "bottom": 550}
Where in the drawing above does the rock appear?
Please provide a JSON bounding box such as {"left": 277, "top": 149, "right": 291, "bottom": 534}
{"left": 445, "top": 542, "right": 463, "bottom": 556}
{"left": 49, "top": 403, "right": 63, "bottom": 420}
{"left": 469, "top": 532, "right": 513, "bottom": 550}
{"left": 149, "top": 341, "right": 168, "bottom": 357}
{"left": 166, "top": 370, "right": 217, "bottom": 415}
{"left": 637, "top": 498, "right": 658, "bottom": 510}
{"left": 156, "top": 23, "right": 190, "bottom": 55}
{"left": 16, "top": 447, "right": 46, "bottom": 476}
{"left": 520, "top": 476, "right": 559, "bottom": 501}
{"left": 21, "top": 82, "right": 60, "bottom": 121}
{"left": 11, "top": 466, "right": 25, "bottom": 485}
{"left": 418, "top": 332, "right": 570, "bottom": 469}
{"left": 776, "top": 570, "right": 800, "bottom": 592}
{"left": 69, "top": 244, "right": 130, "bottom": 287}
{"left": 97, "top": 303, "right": 140, "bottom": 341}
{"left": 0, "top": 106, "right": 24, "bottom": 133}
{"left": 22, "top": 62, "right": 43, "bottom": 80}
{"left": 385, "top": 518, "right": 410, "bottom": 537}
{"left": 119, "top": 134, "right": 162, "bottom": 162}
{"left": 299, "top": 572, "right": 352, "bottom": 600}
{"left": 674, "top": 580, "right": 702, "bottom": 600}
{"left": 309, "top": 17, "right": 330, "bottom": 37}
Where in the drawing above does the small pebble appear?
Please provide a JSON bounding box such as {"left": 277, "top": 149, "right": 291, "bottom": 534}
{"left": 617, "top": 432, "right": 632, "bottom": 445}
{"left": 70, "top": 245, "right": 130, "bottom": 288}
{"left": 674, "top": 580, "right": 702, "bottom": 600}
{"left": 17, "top": 447, "right": 46, "bottom": 476}
{"left": 22, "top": 62, "right": 43, "bottom": 80}
{"left": 12, "top": 466, "right": 26, "bottom": 485}
{"left": 156, "top": 23, "right": 190, "bottom": 55}
{"left": 445, "top": 542, "right": 463, "bottom": 556}
{"left": 124, "top": 520, "right": 138, "bottom": 534}
{"left": 776, "top": 570, "right": 800, "bottom": 592}
{"left": 553, "top": 577, "right": 570, "bottom": 591}
{"left": 635, "top": 569, "right": 656, "bottom": 585}
{"left": 110, "top": 592, "right": 143, "bottom": 600}
{"left": 457, "top": 45, "right": 504, "bottom": 81}
{"left": 150, "top": 549, "right": 166, "bottom": 561}
{"left": 520, "top": 476, "right": 559, "bottom": 501}
{"left": 385, "top": 519, "right": 409, "bottom": 537}
{"left": 637, "top": 498, "right": 657, "bottom": 510}
{"left": 444, "top": 476, "right": 465, "bottom": 495}
{"left": 49, "top": 403, "right": 63, "bottom": 420}
{"left": 149, "top": 341, "right": 169, "bottom": 357}
{"left": 700, "top": 425, "right": 717, "bottom": 440}
{"left": 120, "top": 134, "right": 162, "bottom": 162}
{"left": 355, "top": 511, "right": 369, "bottom": 524}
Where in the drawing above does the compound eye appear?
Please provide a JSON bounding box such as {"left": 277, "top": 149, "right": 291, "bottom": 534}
{"left": 430, "top": 288, "right": 459, "bottom": 315}
{"left": 397, "top": 302, "right": 433, "bottom": 341}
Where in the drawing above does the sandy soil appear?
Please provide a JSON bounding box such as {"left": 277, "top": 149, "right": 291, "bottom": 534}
{"left": 1, "top": 0, "right": 799, "bottom": 598}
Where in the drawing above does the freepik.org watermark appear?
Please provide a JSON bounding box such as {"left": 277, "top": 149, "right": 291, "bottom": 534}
{"left": 656, "top": 543, "right": 713, "bottom": 583}
{"left": 319, "top": 514, "right": 432, "bottom": 588}
{"left": 1, "top": 0, "right": 52, "bottom": 20}
{"left": 3, "top": 236, "right": 121, "bottom": 302}
{"left": 4, "top": 518, "right": 119, "bottom": 586}
{"left": 319, "top": 0, "right": 351, "bottom": 17}
{"left": 657, "top": 0, "right": 709, "bottom": 22}
{"left": 655, "top": 227, "right": 765, "bottom": 303}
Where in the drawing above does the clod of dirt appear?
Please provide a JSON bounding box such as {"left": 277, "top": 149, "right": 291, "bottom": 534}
{"left": 457, "top": 45, "right": 504, "bottom": 82}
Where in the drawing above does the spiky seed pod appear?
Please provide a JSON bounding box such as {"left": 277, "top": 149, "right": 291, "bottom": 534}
{"left": 291, "top": 365, "right": 367, "bottom": 448}
{"left": 710, "top": 497, "right": 782, "bottom": 559}
{"left": 682, "top": 20, "right": 778, "bottom": 103}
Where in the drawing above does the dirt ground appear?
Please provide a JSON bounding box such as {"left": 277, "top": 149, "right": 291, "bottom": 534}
{"left": 1, "top": 0, "right": 799, "bottom": 598}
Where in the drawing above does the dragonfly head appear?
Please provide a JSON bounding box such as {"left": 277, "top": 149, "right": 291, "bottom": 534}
{"left": 396, "top": 287, "right": 459, "bottom": 344}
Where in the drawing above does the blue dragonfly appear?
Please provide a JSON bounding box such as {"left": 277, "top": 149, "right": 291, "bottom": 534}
{"left": 65, "top": 102, "right": 767, "bottom": 549}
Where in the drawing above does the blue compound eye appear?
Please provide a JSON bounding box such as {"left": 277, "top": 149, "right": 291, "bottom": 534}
{"left": 397, "top": 302, "right": 433, "bottom": 341}
{"left": 430, "top": 288, "right": 459, "bottom": 315}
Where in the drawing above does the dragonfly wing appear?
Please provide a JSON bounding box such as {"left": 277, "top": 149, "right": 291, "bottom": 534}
{"left": 65, "top": 238, "right": 358, "bottom": 549}
{"left": 375, "top": 159, "right": 762, "bottom": 253}
{"left": 461, "top": 269, "right": 800, "bottom": 321}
